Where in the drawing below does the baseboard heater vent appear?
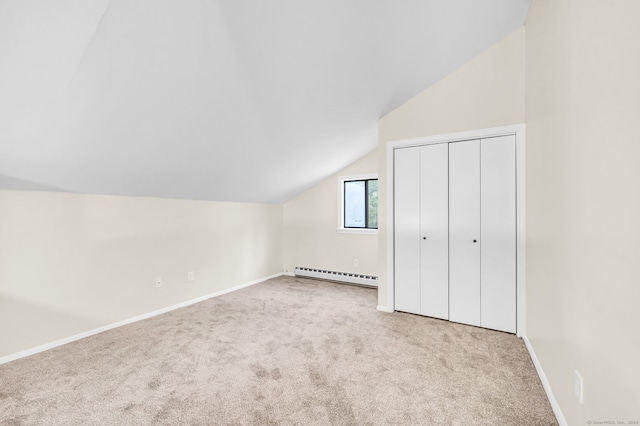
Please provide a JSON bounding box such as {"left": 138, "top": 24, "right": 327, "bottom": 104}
{"left": 294, "top": 266, "right": 378, "bottom": 288}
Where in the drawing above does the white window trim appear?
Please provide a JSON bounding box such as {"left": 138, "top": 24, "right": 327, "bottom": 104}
{"left": 337, "top": 173, "right": 378, "bottom": 235}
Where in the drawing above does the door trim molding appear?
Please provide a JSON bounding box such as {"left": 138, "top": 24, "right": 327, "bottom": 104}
{"left": 386, "top": 124, "right": 526, "bottom": 336}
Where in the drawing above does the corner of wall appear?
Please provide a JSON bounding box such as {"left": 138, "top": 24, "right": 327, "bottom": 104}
{"left": 282, "top": 151, "right": 379, "bottom": 277}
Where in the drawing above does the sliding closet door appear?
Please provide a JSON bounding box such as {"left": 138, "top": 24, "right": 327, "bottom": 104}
{"left": 394, "top": 147, "right": 421, "bottom": 315}
{"left": 420, "top": 143, "right": 449, "bottom": 320}
{"left": 480, "top": 136, "right": 516, "bottom": 333}
{"left": 449, "top": 140, "right": 481, "bottom": 327}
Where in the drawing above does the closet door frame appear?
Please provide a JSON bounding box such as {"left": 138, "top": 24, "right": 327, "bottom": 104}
{"left": 386, "top": 124, "right": 526, "bottom": 336}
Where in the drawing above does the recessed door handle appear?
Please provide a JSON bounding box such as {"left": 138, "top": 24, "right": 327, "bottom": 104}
{"left": 473, "top": 239, "right": 477, "bottom": 243}
{"left": 423, "top": 237, "right": 427, "bottom": 240}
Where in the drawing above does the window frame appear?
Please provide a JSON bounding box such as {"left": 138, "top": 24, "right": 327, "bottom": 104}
{"left": 337, "top": 173, "right": 378, "bottom": 235}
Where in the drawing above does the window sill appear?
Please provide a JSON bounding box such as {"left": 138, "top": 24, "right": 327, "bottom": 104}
{"left": 336, "top": 228, "right": 378, "bottom": 235}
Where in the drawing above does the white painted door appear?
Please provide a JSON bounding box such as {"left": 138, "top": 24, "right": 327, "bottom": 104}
{"left": 480, "top": 135, "right": 517, "bottom": 333}
{"left": 393, "top": 135, "right": 517, "bottom": 333}
{"left": 448, "top": 140, "right": 481, "bottom": 327}
{"left": 394, "top": 146, "right": 421, "bottom": 315}
{"left": 419, "top": 143, "right": 449, "bottom": 320}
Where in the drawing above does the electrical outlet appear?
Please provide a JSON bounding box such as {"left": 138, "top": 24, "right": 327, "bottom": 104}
{"left": 187, "top": 271, "right": 195, "bottom": 282}
{"left": 155, "top": 276, "right": 162, "bottom": 288}
{"left": 354, "top": 259, "right": 359, "bottom": 267}
{"left": 574, "top": 370, "right": 584, "bottom": 404}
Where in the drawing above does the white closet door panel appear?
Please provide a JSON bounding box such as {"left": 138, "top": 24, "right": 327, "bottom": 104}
{"left": 394, "top": 147, "right": 421, "bottom": 315}
{"left": 481, "top": 136, "right": 517, "bottom": 333}
{"left": 449, "top": 140, "right": 481, "bottom": 327}
{"left": 419, "top": 143, "right": 449, "bottom": 320}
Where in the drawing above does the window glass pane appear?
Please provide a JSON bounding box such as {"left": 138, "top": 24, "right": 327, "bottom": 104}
{"left": 368, "top": 179, "right": 378, "bottom": 229}
{"left": 344, "top": 181, "right": 366, "bottom": 228}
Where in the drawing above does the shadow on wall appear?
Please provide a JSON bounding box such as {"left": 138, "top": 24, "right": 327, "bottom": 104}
{"left": 0, "top": 294, "right": 102, "bottom": 358}
{"left": 0, "top": 173, "right": 74, "bottom": 193}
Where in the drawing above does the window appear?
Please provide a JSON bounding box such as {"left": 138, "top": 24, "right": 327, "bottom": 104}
{"left": 338, "top": 174, "right": 378, "bottom": 233}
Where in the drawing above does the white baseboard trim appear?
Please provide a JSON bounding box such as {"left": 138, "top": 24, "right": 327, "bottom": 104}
{"left": 523, "top": 335, "right": 567, "bottom": 426}
{"left": 376, "top": 305, "right": 394, "bottom": 313}
{"left": 283, "top": 271, "right": 295, "bottom": 277}
{"left": 0, "top": 272, "right": 283, "bottom": 366}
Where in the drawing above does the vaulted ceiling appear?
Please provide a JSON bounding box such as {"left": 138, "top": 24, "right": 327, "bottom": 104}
{"left": 0, "top": 0, "right": 530, "bottom": 203}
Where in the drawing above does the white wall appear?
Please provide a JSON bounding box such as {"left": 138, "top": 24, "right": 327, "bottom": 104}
{"left": 377, "top": 27, "right": 526, "bottom": 309}
{"left": 525, "top": 1, "right": 640, "bottom": 422}
{"left": 0, "top": 190, "right": 283, "bottom": 358}
{"left": 283, "top": 151, "right": 378, "bottom": 277}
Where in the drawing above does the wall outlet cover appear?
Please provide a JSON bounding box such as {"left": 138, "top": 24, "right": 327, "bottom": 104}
{"left": 574, "top": 370, "right": 584, "bottom": 404}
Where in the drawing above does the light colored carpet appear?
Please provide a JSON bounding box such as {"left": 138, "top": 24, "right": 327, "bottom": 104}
{"left": 0, "top": 276, "right": 557, "bottom": 425}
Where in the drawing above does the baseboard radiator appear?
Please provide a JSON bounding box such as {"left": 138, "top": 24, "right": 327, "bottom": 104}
{"left": 294, "top": 266, "right": 378, "bottom": 287}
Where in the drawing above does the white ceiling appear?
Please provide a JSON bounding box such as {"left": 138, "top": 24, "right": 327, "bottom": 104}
{"left": 0, "top": 0, "right": 530, "bottom": 203}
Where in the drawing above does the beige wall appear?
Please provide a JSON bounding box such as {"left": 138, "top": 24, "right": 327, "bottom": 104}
{"left": 526, "top": 0, "right": 640, "bottom": 422}
{"left": 377, "top": 27, "right": 526, "bottom": 309}
{"left": 0, "top": 190, "right": 283, "bottom": 358}
{"left": 283, "top": 151, "right": 378, "bottom": 277}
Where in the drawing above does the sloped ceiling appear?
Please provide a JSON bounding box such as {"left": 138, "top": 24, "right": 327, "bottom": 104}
{"left": 0, "top": 0, "right": 530, "bottom": 203}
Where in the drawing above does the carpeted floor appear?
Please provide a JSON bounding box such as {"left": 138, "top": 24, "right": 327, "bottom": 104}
{"left": 0, "top": 276, "right": 557, "bottom": 425}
